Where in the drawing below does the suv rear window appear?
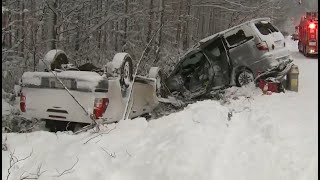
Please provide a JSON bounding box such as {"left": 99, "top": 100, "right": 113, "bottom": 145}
{"left": 255, "top": 21, "right": 279, "bottom": 35}
{"left": 224, "top": 28, "right": 254, "bottom": 47}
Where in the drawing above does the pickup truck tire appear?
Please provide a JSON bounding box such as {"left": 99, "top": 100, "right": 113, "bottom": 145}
{"left": 119, "top": 56, "right": 133, "bottom": 88}
{"left": 236, "top": 69, "right": 254, "bottom": 87}
{"left": 39, "top": 50, "right": 68, "bottom": 71}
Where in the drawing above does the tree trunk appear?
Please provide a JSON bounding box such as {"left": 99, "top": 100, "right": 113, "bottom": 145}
{"left": 122, "top": 0, "right": 129, "bottom": 51}
{"left": 154, "top": 0, "right": 164, "bottom": 64}
{"left": 176, "top": 0, "right": 182, "bottom": 48}
{"left": 48, "top": 0, "right": 57, "bottom": 50}
{"left": 145, "top": 0, "right": 154, "bottom": 55}
{"left": 182, "top": 0, "right": 191, "bottom": 50}
{"left": 115, "top": 21, "right": 119, "bottom": 52}
{"left": 75, "top": 13, "right": 80, "bottom": 51}
{"left": 31, "top": 0, "right": 37, "bottom": 71}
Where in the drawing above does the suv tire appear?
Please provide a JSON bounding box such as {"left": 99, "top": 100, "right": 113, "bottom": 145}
{"left": 236, "top": 69, "right": 254, "bottom": 87}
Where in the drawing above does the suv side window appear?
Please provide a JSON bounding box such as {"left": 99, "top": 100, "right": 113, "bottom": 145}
{"left": 224, "top": 27, "right": 254, "bottom": 48}
{"left": 255, "top": 21, "right": 279, "bottom": 35}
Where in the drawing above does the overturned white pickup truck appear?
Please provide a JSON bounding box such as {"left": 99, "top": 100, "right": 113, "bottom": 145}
{"left": 19, "top": 50, "right": 161, "bottom": 131}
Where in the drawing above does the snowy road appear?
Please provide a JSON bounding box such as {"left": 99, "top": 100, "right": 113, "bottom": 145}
{"left": 2, "top": 39, "right": 318, "bottom": 180}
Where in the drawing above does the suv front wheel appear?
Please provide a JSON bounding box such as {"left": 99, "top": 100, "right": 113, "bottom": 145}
{"left": 236, "top": 69, "right": 254, "bottom": 87}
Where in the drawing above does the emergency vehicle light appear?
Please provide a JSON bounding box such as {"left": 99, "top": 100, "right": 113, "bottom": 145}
{"left": 309, "top": 23, "right": 316, "bottom": 29}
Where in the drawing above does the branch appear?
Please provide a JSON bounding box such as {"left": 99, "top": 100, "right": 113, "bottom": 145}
{"left": 100, "top": 147, "right": 116, "bottom": 158}
{"left": 45, "top": 1, "right": 58, "bottom": 17}
{"left": 19, "top": 163, "right": 47, "bottom": 180}
{"left": 123, "top": 25, "right": 163, "bottom": 120}
{"left": 7, "top": 149, "right": 33, "bottom": 180}
{"left": 126, "top": 150, "right": 132, "bottom": 157}
{"left": 53, "top": 157, "right": 79, "bottom": 177}
{"left": 83, "top": 125, "right": 117, "bottom": 144}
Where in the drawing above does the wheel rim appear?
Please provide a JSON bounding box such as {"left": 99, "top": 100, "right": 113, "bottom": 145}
{"left": 238, "top": 71, "right": 253, "bottom": 86}
{"left": 123, "top": 62, "right": 131, "bottom": 85}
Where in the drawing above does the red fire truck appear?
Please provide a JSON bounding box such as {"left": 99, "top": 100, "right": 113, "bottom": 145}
{"left": 296, "top": 12, "right": 318, "bottom": 57}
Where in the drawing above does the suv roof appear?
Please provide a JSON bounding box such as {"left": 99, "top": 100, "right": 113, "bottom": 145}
{"left": 199, "top": 17, "right": 271, "bottom": 44}
{"left": 180, "top": 17, "right": 271, "bottom": 60}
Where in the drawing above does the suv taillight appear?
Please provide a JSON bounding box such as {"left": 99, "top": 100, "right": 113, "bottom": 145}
{"left": 256, "top": 41, "right": 269, "bottom": 51}
{"left": 93, "top": 98, "right": 109, "bottom": 119}
{"left": 20, "top": 93, "right": 26, "bottom": 112}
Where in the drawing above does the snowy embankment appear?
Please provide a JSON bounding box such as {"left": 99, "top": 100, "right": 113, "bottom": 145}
{"left": 2, "top": 39, "right": 318, "bottom": 180}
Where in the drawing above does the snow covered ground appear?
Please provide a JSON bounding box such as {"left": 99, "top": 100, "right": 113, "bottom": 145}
{"left": 2, "top": 38, "right": 318, "bottom": 180}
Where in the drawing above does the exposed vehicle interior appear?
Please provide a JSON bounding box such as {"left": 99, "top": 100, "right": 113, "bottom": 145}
{"left": 180, "top": 52, "right": 211, "bottom": 93}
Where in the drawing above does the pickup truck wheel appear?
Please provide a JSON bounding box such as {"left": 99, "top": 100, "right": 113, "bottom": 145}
{"left": 236, "top": 69, "right": 254, "bottom": 87}
{"left": 121, "top": 58, "right": 133, "bottom": 87}
{"left": 40, "top": 50, "right": 68, "bottom": 71}
{"left": 111, "top": 53, "right": 134, "bottom": 88}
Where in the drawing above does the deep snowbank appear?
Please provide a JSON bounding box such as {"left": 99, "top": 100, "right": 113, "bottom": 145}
{"left": 0, "top": 99, "right": 285, "bottom": 180}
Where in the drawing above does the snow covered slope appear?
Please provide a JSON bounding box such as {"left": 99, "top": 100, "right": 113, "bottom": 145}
{"left": 2, "top": 39, "right": 318, "bottom": 180}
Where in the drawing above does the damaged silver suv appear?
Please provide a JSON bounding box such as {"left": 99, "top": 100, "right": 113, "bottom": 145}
{"left": 165, "top": 18, "right": 293, "bottom": 99}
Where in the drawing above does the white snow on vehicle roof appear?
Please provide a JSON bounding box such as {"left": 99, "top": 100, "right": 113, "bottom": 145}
{"left": 22, "top": 71, "right": 104, "bottom": 90}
